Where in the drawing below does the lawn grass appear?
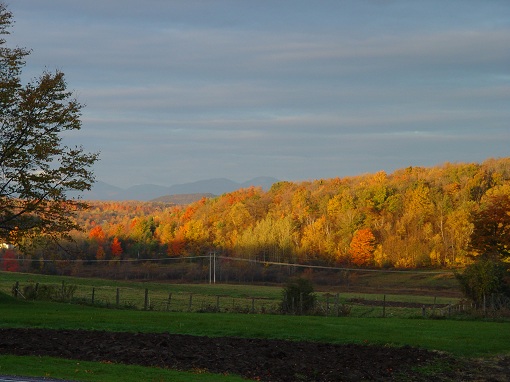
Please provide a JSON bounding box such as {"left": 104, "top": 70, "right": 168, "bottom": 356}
{"left": 0, "top": 355, "right": 249, "bottom": 382}
{"left": 1, "top": 295, "right": 508, "bottom": 357}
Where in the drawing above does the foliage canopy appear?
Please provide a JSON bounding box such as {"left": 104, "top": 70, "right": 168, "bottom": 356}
{"left": 469, "top": 193, "right": 510, "bottom": 259}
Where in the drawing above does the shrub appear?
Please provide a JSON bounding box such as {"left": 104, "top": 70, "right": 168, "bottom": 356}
{"left": 19, "top": 282, "right": 77, "bottom": 302}
{"left": 281, "top": 277, "right": 316, "bottom": 315}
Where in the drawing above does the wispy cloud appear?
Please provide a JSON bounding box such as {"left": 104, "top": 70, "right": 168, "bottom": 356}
{"left": 8, "top": 0, "right": 510, "bottom": 187}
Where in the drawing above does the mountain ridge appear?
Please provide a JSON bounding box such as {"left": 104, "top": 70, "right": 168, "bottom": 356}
{"left": 77, "top": 176, "right": 279, "bottom": 201}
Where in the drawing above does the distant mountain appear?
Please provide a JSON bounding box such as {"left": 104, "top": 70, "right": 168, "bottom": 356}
{"left": 75, "top": 177, "right": 279, "bottom": 201}
{"left": 166, "top": 178, "right": 239, "bottom": 195}
{"left": 122, "top": 184, "right": 172, "bottom": 201}
{"left": 75, "top": 181, "right": 123, "bottom": 201}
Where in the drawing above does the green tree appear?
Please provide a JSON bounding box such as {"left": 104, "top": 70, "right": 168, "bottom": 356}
{"left": 0, "top": 4, "right": 98, "bottom": 247}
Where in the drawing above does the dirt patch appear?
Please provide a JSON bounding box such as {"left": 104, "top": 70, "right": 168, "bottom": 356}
{"left": 0, "top": 328, "right": 507, "bottom": 381}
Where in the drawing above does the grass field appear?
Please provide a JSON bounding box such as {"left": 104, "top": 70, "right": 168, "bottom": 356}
{"left": 1, "top": 270, "right": 508, "bottom": 381}
{"left": 0, "top": 271, "right": 459, "bottom": 318}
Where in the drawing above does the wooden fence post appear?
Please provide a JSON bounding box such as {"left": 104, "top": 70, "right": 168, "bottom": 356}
{"left": 144, "top": 288, "right": 149, "bottom": 310}
{"left": 91, "top": 287, "right": 95, "bottom": 305}
{"left": 14, "top": 281, "right": 19, "bottom": 298}
{"left": 167, "top": 293, "right": 172, "bottom": 311}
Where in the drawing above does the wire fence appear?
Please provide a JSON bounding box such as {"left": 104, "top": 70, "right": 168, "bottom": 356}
{"left": 8, "top": 280, "right": 477, "bottom": 318}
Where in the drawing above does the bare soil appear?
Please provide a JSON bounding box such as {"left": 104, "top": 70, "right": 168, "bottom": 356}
{"left": 0, "top": 328, "right": 508, "bottom": 381}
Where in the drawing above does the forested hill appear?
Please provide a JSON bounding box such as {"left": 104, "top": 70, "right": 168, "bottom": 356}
{"left": 67, "top": 157, "right": 510, "bottom": 269}
{"left": 151, "top": 193, "right": 215, "bottom": 204}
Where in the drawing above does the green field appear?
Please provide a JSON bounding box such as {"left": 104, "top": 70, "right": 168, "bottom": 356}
{"left": 1, "top": 271, "right": 509, "bottom": 381}
{"left": 1, "top": 271, "right": 459, "bottom": 318}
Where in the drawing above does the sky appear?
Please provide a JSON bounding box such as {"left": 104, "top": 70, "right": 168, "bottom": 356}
{"left": 7, "top": 1, "right": 510, "bottom": 188}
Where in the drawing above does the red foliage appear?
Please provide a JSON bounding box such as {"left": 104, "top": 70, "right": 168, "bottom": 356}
{"left": 111, "top": 237, "right": 123, "bottom": 258}
{"left": 1, "top": 249, "right": 19, "bottom": 272}
{"left": 168, "top": 237, "right": 185, "bottom": 256}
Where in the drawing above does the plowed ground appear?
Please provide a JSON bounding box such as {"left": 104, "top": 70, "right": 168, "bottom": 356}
{"left": 0, "top": 328, "right": 508, "bottom": 381}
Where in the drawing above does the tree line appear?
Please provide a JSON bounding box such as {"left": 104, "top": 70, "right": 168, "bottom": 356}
{"left": 6, "top": 157, "right": 507, "bottom": 272}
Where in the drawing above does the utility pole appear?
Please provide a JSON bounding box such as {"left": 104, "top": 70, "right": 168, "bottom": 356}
{"left": 213, "top": 251, "right": 216, "bottom": 284}
{"left": 209, "top": 251, "right": 217, "bottom": 284}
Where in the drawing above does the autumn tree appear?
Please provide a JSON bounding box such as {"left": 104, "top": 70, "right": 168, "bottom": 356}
{"left": 469, "top": 193, "right": 510, "bottom": 259}
{"left": 457, "top": 192, "right": 510, "bottom": 307}
{"left": 0, "top": 4, "right": 98, "bottom": 248}
{"left": 300, "top": 216, "right": 334, "bottom": 262}
{"left": 349, "top": 228, "right": 376, "bottom": 266}
{"left": 89, "top": 226, "right": 106, "bottom": 243}
{"left": 111, "top": 237, "right": 123, "bottom": 258}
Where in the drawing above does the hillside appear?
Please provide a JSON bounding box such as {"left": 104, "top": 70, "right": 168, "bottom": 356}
{"left": 6, "top": 157, "right": 510, "bottom": 278}
{"left": 151, "top": 193, "right": 215, "bottom": 204}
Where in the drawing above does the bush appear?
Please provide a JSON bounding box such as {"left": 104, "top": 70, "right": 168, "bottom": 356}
{"left": 19, "top": 282, "right": 77, "bottom": 302}
{"left": 455, "top": 256, "right": 510, "bottom": 309}
{"left": 281, "top": 277, "right": 316, "bottom": 315}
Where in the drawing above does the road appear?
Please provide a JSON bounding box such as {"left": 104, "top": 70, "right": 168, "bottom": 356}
{"left": 0, "top": 377, "right": 71, "bottom": 382}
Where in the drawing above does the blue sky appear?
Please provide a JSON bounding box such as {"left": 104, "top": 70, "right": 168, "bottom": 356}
{"left": 8, "top": 1, "right": 510, "bottom": 188}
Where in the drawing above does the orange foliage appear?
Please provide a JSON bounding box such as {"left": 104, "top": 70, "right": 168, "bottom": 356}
{"left": 349, "top": 228, "right": 376, "bottom": 266}
{"left": 181, "top": 205, "right": 198, "bottom": 222}
{"left": 89, "top": 225, "right": 105, "bottom": 243}
{"left": 168, "top": 237, "right": 185, "bottom": 256}
{"left": 225, "top": 187, "right": 259, "bottom": 205}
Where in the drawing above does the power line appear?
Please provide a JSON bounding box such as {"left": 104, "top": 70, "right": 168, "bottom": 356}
{"left": 1, "top": 254, "right": 453, "bottom": 274}
{"left": 216, "top": 256, "right": 453, "bottom": 275}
